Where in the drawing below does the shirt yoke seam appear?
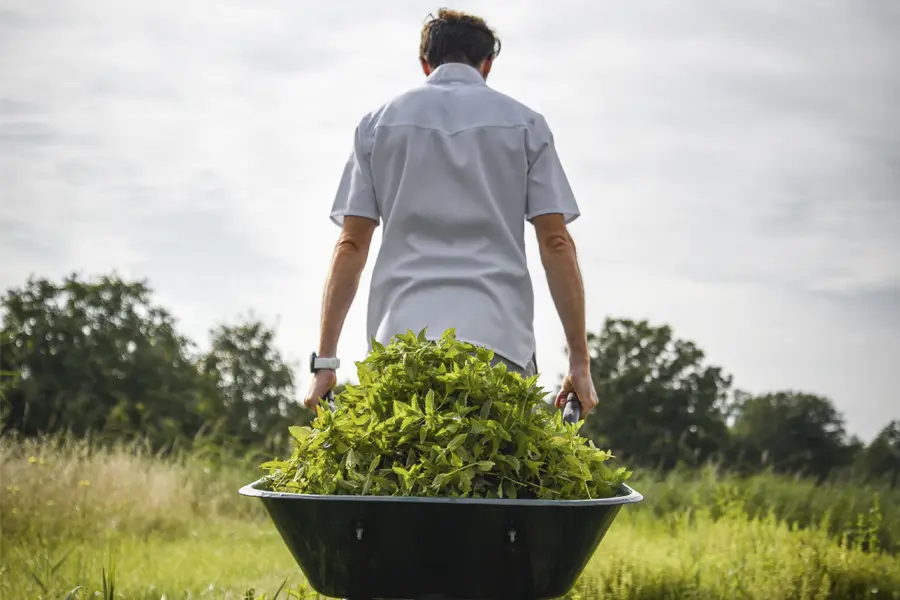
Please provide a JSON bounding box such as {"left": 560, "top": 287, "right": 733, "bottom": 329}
{"left": 373, "top": 122, "right": 534, "bottom": 138}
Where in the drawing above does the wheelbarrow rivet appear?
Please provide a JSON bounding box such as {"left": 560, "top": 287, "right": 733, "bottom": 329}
{"left": 508, "top": 529, "right": 516, "bottom": 544}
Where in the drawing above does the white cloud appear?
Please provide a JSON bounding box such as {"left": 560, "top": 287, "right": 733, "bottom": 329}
{"left": 1, "top": 0, "right": 898, "bottom": 441}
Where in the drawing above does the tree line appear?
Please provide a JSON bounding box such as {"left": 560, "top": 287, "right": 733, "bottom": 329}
{"left": 581, "top": 318, "right": 897, "bottom": 485}
{"left": 0, "top": 273, "right": 308, "bottom": 456}
{"left": 1, "top": 272, "right": 897, "bottom": 485}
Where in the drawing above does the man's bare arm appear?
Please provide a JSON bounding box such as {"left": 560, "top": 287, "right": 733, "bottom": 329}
{"left": 532, "top": 213, "right": 589, "bottom": 370}
{"left": 318, "top": 215, "right": 377, "bottom": 357}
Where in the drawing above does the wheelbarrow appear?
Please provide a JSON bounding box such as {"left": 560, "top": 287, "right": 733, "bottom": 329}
{"left": 239, "top": 393, "right": 643, "bottom": 600}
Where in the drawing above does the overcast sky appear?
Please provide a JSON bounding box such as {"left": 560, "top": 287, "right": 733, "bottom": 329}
{"left": 1, "top": 0, "right": 898, "bottom": 442}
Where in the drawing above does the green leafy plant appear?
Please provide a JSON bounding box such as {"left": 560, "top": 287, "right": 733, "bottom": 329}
{"left": 260, "top": 328, "right": 631, "bottom": 499}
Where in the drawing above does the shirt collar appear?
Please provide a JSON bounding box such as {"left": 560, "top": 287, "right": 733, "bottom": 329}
{"left": 426, "top": 62, "right": 486, "bottom": 86}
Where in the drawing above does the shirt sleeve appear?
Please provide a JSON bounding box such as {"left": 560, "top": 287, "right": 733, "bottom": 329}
{"left": 329, "top": 117, "right": 380, "bottom": 228}
{"left": 524, "top": 114, "right": 580, "bottom": 224}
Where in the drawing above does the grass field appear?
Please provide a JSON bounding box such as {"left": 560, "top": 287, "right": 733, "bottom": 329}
{"left": 2, "top": 436, "right": 898, "bottom": 600}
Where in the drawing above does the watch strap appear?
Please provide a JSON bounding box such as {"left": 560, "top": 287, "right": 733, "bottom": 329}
{"left": 310, "top": 352, "right": 340, "bottom": 372}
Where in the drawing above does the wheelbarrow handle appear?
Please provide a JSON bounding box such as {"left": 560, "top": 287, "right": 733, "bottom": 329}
{"left": 322, "top": 389, "right": 336, "bottom": 411}
{"left": 562, "top": 392, "right": 581, "bottom": 425}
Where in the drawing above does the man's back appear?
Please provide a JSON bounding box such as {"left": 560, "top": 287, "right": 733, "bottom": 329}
{"left": 308, "top": 8, "right": 599, "bottom": 420}
{"left": 330, "top": 63, "right": 579, "bottom": 370}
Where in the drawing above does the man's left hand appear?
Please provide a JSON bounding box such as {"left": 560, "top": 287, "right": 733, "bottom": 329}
{"left": 304, "top": 369, "right": 337, "bottom": 410}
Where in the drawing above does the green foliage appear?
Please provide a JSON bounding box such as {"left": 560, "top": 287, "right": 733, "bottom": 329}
{"left": 579, "top": 317, "right": 893, "bottom": 485}
{"left": 858, "top": 420, "right": 900, "bottom": 487}
{"left": 729, "top": 390, "right": 854, "bottom": 481}
{"left": 261, "top": 328, "right": 631, "bottom": 499}
{"left": 582, "top": 318, "right": 733, "bottom": 470}
{"left": 200, "top": 317, "right": 311, "bottom": 450}
{"left": 0, "top": 273, "right": 305, "bottom": 455}
{"left": 629, "top": 466, "right": 900, "bottom": 555}
{"left": 0, "top": 433, "right": 266, "bottom": 545}
{"left": 0, "top": 274, "right": 214, "bottom": 449}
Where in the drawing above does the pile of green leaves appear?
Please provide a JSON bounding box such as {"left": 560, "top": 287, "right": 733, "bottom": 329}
{"left": 260, "top": 329, "right": 631, "bottom": 500}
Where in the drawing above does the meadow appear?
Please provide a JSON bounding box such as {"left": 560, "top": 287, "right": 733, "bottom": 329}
{"left": 1, "top": 435, "right": 898, "bottom": 600}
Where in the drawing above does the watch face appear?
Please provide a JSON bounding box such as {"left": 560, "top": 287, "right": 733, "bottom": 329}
{"left": 309, "top": 352, "right": 316, "bottom": 373}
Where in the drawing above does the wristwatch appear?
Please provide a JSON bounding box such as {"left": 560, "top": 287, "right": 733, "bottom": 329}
{"left": 309, "top": 352, "right": 340, "bottom": 373}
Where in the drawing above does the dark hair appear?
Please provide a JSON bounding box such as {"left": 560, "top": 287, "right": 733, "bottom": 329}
{"left": 419, "top": 8, "right": 501, "bottom": 69}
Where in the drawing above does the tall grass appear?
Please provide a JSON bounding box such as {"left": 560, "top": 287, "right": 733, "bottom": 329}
{"left": 0, "top": 433, "right": 265, "bottom": 543}
{"left": 629, "top": 466, "right": 899, "bottom": 554}
{"left": 1, "top": 435, "right": 898, "bottom": 599}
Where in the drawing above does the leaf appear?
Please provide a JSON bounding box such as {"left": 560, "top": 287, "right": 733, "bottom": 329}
{"left": 456, "top": 446, "right": 473, "bottom": 463}
{"left": 504, "top": 454, "right": 522, "bottom": 474}
{"left": 288, "top": 426, "right": 310, "bottom": 442}
{"left": 368, "top": 455, "right": 381, "bottom": 473}
{"left": 447, "top": 433, "right": 467, "bottom": 451}
{"left": 259, "top": 460, "right": 289, "bottom": 471}
{"left": 459, "top": 467, "right": 473, "bottom": 495}
{"left": 425, "top": 389, "right": 435, "bottom": 416}
{"left": 503, "top": 478, "right": 517, "bottom": 500}
{"left": 480, "top": 398, "right": 493, "bottom": 420}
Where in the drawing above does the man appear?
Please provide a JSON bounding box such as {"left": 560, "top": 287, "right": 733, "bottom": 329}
{"left": 303, "top": 8, "right": 598, "bottom": 419}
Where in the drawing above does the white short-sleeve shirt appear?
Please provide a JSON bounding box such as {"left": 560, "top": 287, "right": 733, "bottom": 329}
{"left": 330, "top": 62, "right": 580, "bottom": 369}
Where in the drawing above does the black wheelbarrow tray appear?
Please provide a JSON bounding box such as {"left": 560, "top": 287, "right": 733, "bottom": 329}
{"left": 238, "top": 396, "right": 644, "bottom": 600}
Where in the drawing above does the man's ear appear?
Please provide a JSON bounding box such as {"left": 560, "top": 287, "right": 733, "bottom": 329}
{"left": 420, "top": 58, "right": 432, "bottom": 76}
{"left": 480, "top": 57, "right": 493, "bottom": 79}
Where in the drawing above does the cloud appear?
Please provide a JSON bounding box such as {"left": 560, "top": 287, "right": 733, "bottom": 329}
{"left": 0, "top": 121, "right": 65, "bottom": 148}
{"left": 0, "top": 98, "right": 42, "bottom": 116}
{"left": 1, "top": 0, "right": 897, "bottom": 441}
{"left": 527, "top": 0, "right": 900, "bottom": 294}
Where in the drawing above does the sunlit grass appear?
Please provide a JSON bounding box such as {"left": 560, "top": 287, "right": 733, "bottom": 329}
{"left": 2, "top": 522, "right": 301, "bottom": 600}
{"left": 578, "top": 508, "right": 899, "bottom": 599}
{"left": 1, "top": 436, "right": 898, "bottom": 599}
{"left": 0, "top": 434, "right": 264, "bottom": 542}
{"left": 630, "top": 466, "right": 899, "bottom": 554}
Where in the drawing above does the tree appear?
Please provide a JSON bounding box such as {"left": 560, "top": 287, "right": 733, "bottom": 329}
{"left": 0, "top": 273, "right": 213, "bottom": 448}
{"left": 581, "top": 318, "right": 733, "bottom": 470}
{"left": 730, "top": 391, "right": 851, "bottom": 480}
{"left": 858, "top": 420, "right": 900, "bottom": 487}
{"left": 200, "top": 317, "right": 309, "bottom": 451}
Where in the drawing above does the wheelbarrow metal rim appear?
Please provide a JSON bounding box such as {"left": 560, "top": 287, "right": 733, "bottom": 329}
{"left": 238, "top": 477, "right": 643, "bottom": 506}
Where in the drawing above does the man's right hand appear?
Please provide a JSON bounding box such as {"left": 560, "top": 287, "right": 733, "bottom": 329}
{"left": 304, "top": 369, "right": 337, "bottom": 410}
{"left": 554, "top": 366, "right": 598, "bottom": 418}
